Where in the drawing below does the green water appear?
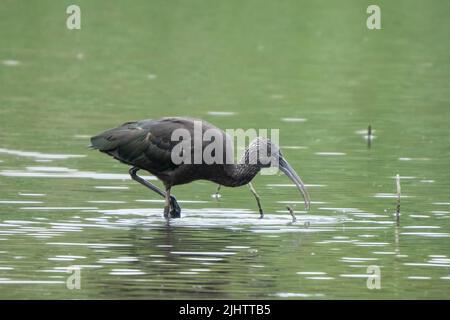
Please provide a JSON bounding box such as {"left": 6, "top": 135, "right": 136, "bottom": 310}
{"left": 1, "top": 0, "right": 450, "bottom": 299}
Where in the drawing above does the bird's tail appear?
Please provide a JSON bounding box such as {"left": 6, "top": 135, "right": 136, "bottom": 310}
{"left": 89, "top": 131, "right": 121, "bottom": 151}
{"left": 89, "top": 121, "right": 143, "bottom": 152}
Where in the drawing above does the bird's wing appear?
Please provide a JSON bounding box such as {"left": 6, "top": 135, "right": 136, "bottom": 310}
{"left": 90, "top": 118, "right": 216, "bottom": 172}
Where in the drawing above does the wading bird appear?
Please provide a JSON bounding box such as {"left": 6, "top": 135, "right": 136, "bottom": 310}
{"left": 90, "top": 117, "right": 310, "bottom": 219}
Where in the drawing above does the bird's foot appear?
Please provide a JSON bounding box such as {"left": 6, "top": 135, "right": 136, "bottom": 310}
{"left": 164, "top": 196, "right": 181, "bottom": 219}
{"left": 259, "top": 210, "right": 264, "bottom": 219}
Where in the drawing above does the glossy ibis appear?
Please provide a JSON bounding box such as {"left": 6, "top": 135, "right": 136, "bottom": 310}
{"left": 90, "top": 117, "right": 310, "bottom": 219}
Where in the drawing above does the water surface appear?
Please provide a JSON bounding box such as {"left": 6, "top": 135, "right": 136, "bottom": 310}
{"left": 1, "top": 0, "right": 450, "bottom": 299}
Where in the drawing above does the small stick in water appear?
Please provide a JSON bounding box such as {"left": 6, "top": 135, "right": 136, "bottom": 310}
{"left": 286, "top": 205, "right": 297, "bottom": 223}
{"left": 367, "top": 125, "right": 372, "bottom": 148}
{"left": 396, "top": 174, "right": 401, "bottom": 224}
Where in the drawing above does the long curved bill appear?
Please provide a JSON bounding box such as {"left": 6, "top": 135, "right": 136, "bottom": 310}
{"left": 278, "top": 156, "right": 311, "bottom": 210}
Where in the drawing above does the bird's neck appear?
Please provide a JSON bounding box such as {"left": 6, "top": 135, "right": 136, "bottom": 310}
{"left": 220, "top": 164, "right": 260, "bottom": 187}
{"left": 222, "top": 148, "right": 262, "bottom": 187}
{"left": 215, "top": 145, "right": 262, "bottom": 187}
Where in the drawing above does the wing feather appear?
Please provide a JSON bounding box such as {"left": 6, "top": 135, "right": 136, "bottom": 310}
{"left": 91, "top": 118, "right": 210, "bottom": 173}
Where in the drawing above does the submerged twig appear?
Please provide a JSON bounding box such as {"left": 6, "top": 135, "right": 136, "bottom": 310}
{"left": 286, "top": 205, "right": 297, "bottom": 223}
{"left": 367, "top": 124, "right": 372, "bottom": 148}
{"left": 396, "top": 174, "right": 401, "bottom": 225}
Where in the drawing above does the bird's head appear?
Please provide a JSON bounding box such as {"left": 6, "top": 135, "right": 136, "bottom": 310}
{"left": 246, "top": 137, "right": 311, "bottom": 210}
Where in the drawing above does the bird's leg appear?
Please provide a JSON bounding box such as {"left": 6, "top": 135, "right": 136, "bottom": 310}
{"left": 213, "top": 185, "right": 222, "bottom": 199}
{"left": 248, "top": 182, "right": 264, "bottom": 219}
{"left": 129, "top": 167, "right": 165, "bottom": 197}
{"left": 129, "top": 167, "right": 181, "bottom": 218}
{"left": 164, "top": 188, "right": 171, "bottom": 219}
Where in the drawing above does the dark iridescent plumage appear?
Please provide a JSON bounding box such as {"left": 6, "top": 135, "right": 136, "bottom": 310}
{"left": 91, "top": 117, "right": 310, "bottom": 219}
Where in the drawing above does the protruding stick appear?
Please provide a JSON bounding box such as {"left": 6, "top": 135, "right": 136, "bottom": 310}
{"left": 286, "top": 205, "right": 297, "bottom": 223}
{"left": 396, "top": 174, "right": 401, "bottom": 224}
